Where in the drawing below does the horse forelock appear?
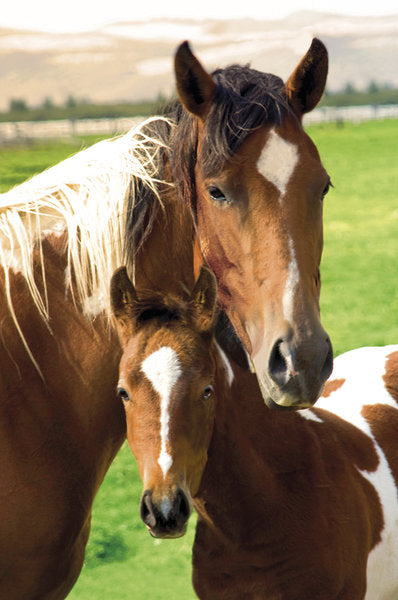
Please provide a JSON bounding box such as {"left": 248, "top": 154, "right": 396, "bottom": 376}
{"left": 201, "top": 65, "right": 289, "bottom": 174}
{"left": 169, "top": 64, "right": 291, "bottom": 215}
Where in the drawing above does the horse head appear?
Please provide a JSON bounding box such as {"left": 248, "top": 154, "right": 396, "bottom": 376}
{"left": 171, "top": 39, "right": 333, "bottom": 410}
{"left": 111, "top": 266, "right": 218, "bottom": 538}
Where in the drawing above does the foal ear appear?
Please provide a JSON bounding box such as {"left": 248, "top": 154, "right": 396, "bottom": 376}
{"left": 174, "top": 41, "right": 216, "bottom": 119}
{"left": 190, "top": 266, "right": 217, "bottom": 332}
{"left": 110, "top": 266, "right": 137, "bottom": 319}
{"left": 283, "top": 38, "right": 328, "bottom": 119}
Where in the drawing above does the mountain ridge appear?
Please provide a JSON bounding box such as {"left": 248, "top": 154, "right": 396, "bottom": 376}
{"left": 1, "top": 12, "right": 398, "bottom": 110}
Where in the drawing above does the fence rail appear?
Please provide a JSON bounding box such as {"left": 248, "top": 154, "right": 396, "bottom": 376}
{"left": 0, "top": 117, "right": 143, "bottom": 143}
{"left": 1, "top": 105, "right": 398, "bottom": 143}
{"left": 304, "top": 104, "right": 398, "bottom": 125}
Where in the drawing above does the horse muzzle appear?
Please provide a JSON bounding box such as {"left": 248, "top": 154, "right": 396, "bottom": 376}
{"left": 140, "top": 488, "right": 192, "bottom": 539}
{"left": 253, "top": 331, "right": 334, "bottom": 410}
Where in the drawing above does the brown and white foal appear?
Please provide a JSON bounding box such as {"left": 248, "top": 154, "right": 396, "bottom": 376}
{"left": 111, "top": 265, "right": 398, "bottom": 600}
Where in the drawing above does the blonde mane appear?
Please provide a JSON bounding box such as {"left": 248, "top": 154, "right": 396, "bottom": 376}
{"left": 0, "top": 117, "right": 169, "bottom": 374}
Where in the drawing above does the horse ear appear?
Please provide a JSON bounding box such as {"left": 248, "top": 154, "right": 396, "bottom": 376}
{"left": 110, "top": 266, "right": 137, "bottom": 319}
{"left": 283, "top": 38, "right": 328, "bottom": 119}
{"left": 190, "top": 265, "right": 217, "bottom": 332}
{"left": 174, "top": 41, "right": 216, "bottom": 119}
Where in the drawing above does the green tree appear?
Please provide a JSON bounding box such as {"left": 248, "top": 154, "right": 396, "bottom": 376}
{"left": 9, "top": 98, "right": 28, "bottom": 112}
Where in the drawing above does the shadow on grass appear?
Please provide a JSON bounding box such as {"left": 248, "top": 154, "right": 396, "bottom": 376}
{"left": 84, "top": 525, "right": 130, "bottom": 568}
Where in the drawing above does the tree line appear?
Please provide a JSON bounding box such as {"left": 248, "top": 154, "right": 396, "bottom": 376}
{"left": 2, "top": 83, "right": 398, "bottom": 123}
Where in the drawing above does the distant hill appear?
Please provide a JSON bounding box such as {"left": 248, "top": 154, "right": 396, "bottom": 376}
{"left": 1, "top": 11, "right": 398, "bottom": 110}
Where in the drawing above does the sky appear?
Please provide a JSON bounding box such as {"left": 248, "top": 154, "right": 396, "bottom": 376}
{"left": 2, "top": 0, "right": 398, "bottom": 33}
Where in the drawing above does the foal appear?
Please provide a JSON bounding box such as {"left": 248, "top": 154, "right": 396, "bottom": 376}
{"left": 112, "top": 266, "right": 398, "bottom": 600}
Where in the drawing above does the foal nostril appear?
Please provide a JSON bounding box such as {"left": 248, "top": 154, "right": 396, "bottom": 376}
{"left": 140, "top": 491, "right": 156, "bottom": 528}
{"left": 175, "top": 489, "right": 191, "bottom": 521}
{"left": 268, "top": 339, "right": 289, "bottom": 385}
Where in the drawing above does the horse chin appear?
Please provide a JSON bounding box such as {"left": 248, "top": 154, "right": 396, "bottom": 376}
{"left": 258, "top": 376, "right": 319, "bottom": 411}
{"left": 147, "top": 525, "right": 187, "bottom": 540}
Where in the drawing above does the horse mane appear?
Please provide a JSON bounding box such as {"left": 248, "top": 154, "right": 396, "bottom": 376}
{"left": 168, "top": 64, "right": 291, "bottom": 213}
{"left": 0, "top": 118, "right": 170, "bottom": 373}
{"left": 123, "top": 117, "right": 173, "bottom": 280}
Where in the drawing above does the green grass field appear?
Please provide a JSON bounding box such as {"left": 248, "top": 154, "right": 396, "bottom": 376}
{"left": 0, "top": 118, "right": 397, "bottom": 598}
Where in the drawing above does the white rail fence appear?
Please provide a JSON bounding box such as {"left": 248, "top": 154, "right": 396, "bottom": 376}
{"left": 1, "top": 105, "right": 398, "bottom": 143}
{"left": 0, "top": 117, "right": 143, "bottom": 143}
{"left": 304, "top": 104, "right": 398, "bottom": 125}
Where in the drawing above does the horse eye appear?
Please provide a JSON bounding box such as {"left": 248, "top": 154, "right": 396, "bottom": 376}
{"left": 208, "top": 186, "right": 228, "bottom": 203}
{"left": 117, "top": 387, "right": 130, "bottom": 402}
{"left": 322, "top": 179, "right": 332, "bottom": 200}
{"left": 202, "top": 385, "right": 214, "bottom": 400}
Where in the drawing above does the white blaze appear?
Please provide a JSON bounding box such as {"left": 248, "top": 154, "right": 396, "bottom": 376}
{"left": 141, "top": 346, "right": 182, "bottom": 478}
{"left": 256, "top": 128, "right": 300, "bottom": 327}
{"left": 256, "top": 128, "right": 299, "bottom": 198}
{"left": 282, "top": 237, "right": 300, "bottom": 326}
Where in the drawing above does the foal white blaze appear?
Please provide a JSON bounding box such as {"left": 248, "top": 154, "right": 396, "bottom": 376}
{"left": 141, "top": 346, "right": 182, "bottom": 478}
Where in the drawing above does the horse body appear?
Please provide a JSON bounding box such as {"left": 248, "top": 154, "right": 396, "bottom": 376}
{"left": 112, "top": 264, "right": 398, "bottom": 599}
{"left": 193, "top": 345, "right": 398, "bottom": 599}
{"left": 0, "top": 230, "right": 125, "bottom": 598}
{"left": 0, "top": 131, "right": 144, "bottom": 596}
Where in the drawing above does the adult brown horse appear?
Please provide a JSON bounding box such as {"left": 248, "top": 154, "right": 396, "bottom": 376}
{"left": 111, "top": 265, "right": 398, "bottom": 600}
{"left": 0, "top": 38, "right": 330, "bottom": 596}
{"left": 166, "top": 38, "right": 333, "bottom": 409}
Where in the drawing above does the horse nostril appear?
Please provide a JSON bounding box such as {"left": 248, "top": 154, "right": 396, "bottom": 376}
{"left": 268, "top": 339, "right": 288, "bottom": 385}
{"left": 175, "top": 489, "right": 191, "bottom": 520}
{"left": 140, "top": 491, "right": 156, "bottom": 528}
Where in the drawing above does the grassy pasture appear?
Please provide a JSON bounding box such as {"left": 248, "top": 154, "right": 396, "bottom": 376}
{"left": 0, "top": 118, "right": 397, "bottom": 598}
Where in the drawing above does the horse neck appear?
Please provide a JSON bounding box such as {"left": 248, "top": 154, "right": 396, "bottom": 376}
{"left": 133, "top": 185, "right": 196, "bottom": 298}
{"left": 197, "top": 351, "right": 304, "bottom": 525}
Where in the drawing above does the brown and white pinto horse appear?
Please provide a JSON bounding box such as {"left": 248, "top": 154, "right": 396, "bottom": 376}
{"left": 0, "top": 120, "right": 197, "bottom": 597}
{"left": 0, "top": 38, "right": 331, "bottom": 596}
{"left": 111, "top": 266, "right": 398, "bottom": 600}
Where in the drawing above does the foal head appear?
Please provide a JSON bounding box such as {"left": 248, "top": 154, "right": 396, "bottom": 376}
{"left": 171, "top": 39, "right": 333, "bottom": 410}
{"left": 111, "top": 266, "right": 217, "bottom": 538}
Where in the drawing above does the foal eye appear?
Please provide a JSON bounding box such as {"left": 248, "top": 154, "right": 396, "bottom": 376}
{"left": 321, "top": 179, "right": 332, "bottom": 200}
{"left": 117, "top": 387, "right": 130, "bottom": 402}
{"left": 208, "top": 186, "right": 229, "bottom": 203}
{"left": 202, "top": 385, "right": 214, "bottom": 400}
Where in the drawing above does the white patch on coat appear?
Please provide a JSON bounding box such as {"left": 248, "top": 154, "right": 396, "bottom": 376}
{"left": 82, "top": 290, "right": 106, "bottom": 317}
{"left": 215, "top": 342, "right": 234, "bottom": 386}
{"left": 282, "top": 237, "right": 300, "bottom": 326}
{"left": 256, "top": 128, "right": 299, "bottom": 198}
{"left": 257, "top": 129, "right": 300, "bottom": 328}
{"left": 299, "top": 408, "right": 323, "bottom": 423}
{"left": 160, "top": 497, "right": 172, "bottom": 519}
{"left": 310, "top": 345, "right": 398, "bottom": 598}
{"left": 141, "top": 346, "right": 182, "bottom": 478}
{"left": 2, "top": 250, "right": 23, "bottom": 274}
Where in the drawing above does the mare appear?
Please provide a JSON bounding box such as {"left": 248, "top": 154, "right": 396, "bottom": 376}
{"left": 0, "top": 116, "right": 202, "bottom": 597}
{"left": 1, "top": 36, "right": 332, "bottom": 596}
{"left": 111, "top": 264, "right": 398, "bottom": 600}
{"left": 128, "top": 37, "right": 334, "bottom": 409}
